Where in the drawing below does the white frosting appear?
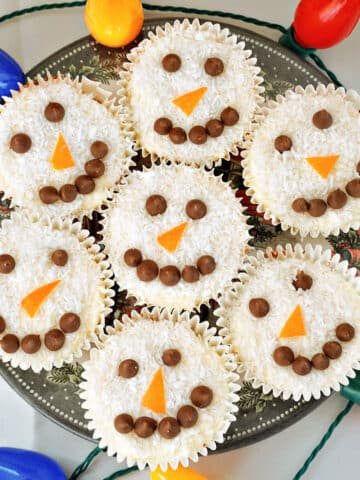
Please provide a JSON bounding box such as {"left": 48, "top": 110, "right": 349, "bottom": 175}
{"left": 101, "top": 164, "right": 250, "bottom": 310}
{"left": 80, "top": 310, "right": 239, "bottom": 470}
{"left": 217, "top": 245, "right": 360, "bottom": 401}
{"left": 122, "top": 19, "right": 263, "bottom": 166}
{"left": 243, "top": 85, "right": 360, "bottom": 237}
{"left": 0, "top": 213, "right": 114, "bottom": 371}
{"left": 0, "top": 76, "right": 134, "bottom": 219}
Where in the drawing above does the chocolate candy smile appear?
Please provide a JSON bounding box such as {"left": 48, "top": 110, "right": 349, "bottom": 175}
{"left": 154, "top": 106, "right": 240, "bottom": 145}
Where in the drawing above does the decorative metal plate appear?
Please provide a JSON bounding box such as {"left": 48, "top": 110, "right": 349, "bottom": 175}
{"left": 1, "top": 18, "right": 359, "bottom": 452}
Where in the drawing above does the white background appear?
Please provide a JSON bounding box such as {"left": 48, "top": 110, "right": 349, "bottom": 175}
{"left": 0, "top": 1, "right": 359, "bottom": 479}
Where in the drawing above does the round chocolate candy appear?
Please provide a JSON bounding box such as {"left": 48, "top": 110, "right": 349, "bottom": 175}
{"left": 75, "top": 175, "right": 96, "bottom": 195}
{"left": 44, "top": 329, "right": 65, "bottom": 351}
{"left": 0, "top": 316, "right": 5, "bottom": 334}
{"left": 206, "top": 119, "right": 224, "bottom": 138}
{"left": 169, "top": 127, "right": 187, "bottom": 144}
{"left": 336, "top": 323, "right": 355, "bottom": 342}
{"left": 60, "top": 313, "right": 81, "bottom": 333}
{"left": 137, "top": 260, "right": 159, "bottom": 282}
{"left": 181, "top": 265, "right": 200, "bottom": 283}
{"left": 162, "top": 53, "right": 181, "bottom": 72}
{"left": 312, "top": 109, "right": 333, "bottom": 129}
{"left": 186, "top": 199, "right": 207, "bottom": 220}
{"left": 124, "top": 248, "right": 142, "bottom": 267}
{"left": 162, "top": 349, "right": 181, "bottom": 367}
{"left": 308, "top": 199, "right": 327, "bottom": 217}
{"left": 274, "top": 135, "right": 292, "bottom": 153}
{"left": 158, "top": 417, "right": 180, "bottom": 439}
{"left": 311, "top": 353, "right": 330, "bottom": 370}
{"left": 134, "top": 417, "right": 157, "bottom": 438}
{"left": 273, "top": 346, "right": 294, "bottom": 366}
{"left": 159, "top": 265, "right": 181, "bottom": 286}
{"left": 0, "top": 254, "right": 15, "bottom": 274}
{"left": 114, "top": 413, "right": 134, "bottom": 434}
{"left": 51, "top": 249, "right": 68, "bottom": 267}
{"left": 85, "top": 159, "right": 105, "bottom": 178}
{"left": 118, "top": 359, "right": 139, "bottom": 378}
{"left": 59, "top": 184, "right": 77, "bottom": 203}
{"left": 221, "top": 107, "right": 239, "bottom": 126}
{"left": 21, "top": 334, "right": 41, "bottom": 354}
{"left": 323, "top": 341, "right": 342, "bottom": 359}
{"left": 0, "top": 334, "right": 19, "bottom": 353}
{"left": 44, "top": 102, "right": 65, "bottom": 122}
{"left": 10, "top": 133, "right": 32, "bottom": 153}
{"left": 145, "top": 194, "right": 167, "bottom": 216}
{"left": 292, "top": 270, "right": 313, "bottom": 291}
{"left": 345, "top": 178, "right": 360, "bottom": 197}
{"left": 204, "top": 57, "right": 224, "bottom": 76}
{"left": 327, "top": 189, "right": 347, "bottom": 209}
{"left": 189, "top": 126, "right": 207, "bottom": 145}
{"left": 154, "top": 117, "right": 173, "bottom": 135}
{"left": 197, "top": 255, "right": 216, "bottom": 275}
{"left": 292, "top": 198, "right": 309, "bottom": 213}
{"left": 190, "top": 385, "right": 213, "bottom": 408}
{"left": 292, "top": 356, "right": 312, "bottom": 376}
{"left": 177, "top": 405, "right": 198, "bottom": 428}
{"left": 39, "top": 186, "right": 59, "bottom": 204}
{"left": 90, "top": 141, "right": 108, "bottom": 159}
{"left": 249, "top": 298, "right": 270, "bottom": 318}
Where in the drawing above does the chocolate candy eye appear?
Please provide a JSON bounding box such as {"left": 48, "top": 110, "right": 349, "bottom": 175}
{"left": 44, "top": 102, "right": 65, "bottom": 122}
{"left": 312, "top": 109, "right": 333, "bottom": 129}
{"left": 186, "top": 199, "right": 207, "bottom": 219}
{"left": 274, "top": 135, "right": 292, "bottom": 153}
{"left": 51, "top": 249, "right": 68, "bottom": 267}
{"left": 162, "top": 349, "right": 181, "bottom": 366}
{"left": 146, "top": 195, "right": 167, "bottom": 216}
{"left": 10, "top": 133, "right": 32, "bottom": 153}
{"left": 162, "top": 53, "right": 181, "bottom": 72}
{"left": 118, "top": 359, "right": 139, "bottom": 378}
{"left": 204, "top": 57, "right": 224, "bottom": 76}
{"left": 0, "top": 254, "right": 15, "bottom": 274}
{"left": 249, "top": 298, "right": 270, "bottom": 317}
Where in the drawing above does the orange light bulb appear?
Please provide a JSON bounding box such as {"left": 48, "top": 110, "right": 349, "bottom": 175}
{"left": 85, "top": 0, "right": 144, "bottom": 48}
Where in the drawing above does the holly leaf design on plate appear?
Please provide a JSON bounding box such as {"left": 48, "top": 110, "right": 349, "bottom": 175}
{"left": 47, "top": 363, "right": 84, "bottom": 390}
{"left": 261, "top": 71, "right": 294, "bottom": 101}
{"left": 68, "top": 55, "right": 119, "bottom": 84}
{"left": 238, "top": 382, "right": 274, "bottom": 413}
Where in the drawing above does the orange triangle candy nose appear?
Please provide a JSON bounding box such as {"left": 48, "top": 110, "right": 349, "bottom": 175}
{"left": 151, "top": 465, "right": 209, "bottom": 480}
{"left": 50, "top": 133, "right": 75, "bottom": 170}
{"left": 157, "top": 222, "right": 188, "bottom": 253}
{"left": 21, "top": 280, "right": 61, "bottom": 318}
{"left": 142, "top": 367, "right": 166, "bottom": 415}
{"left": 305, "top": 155, "right": 339, "bottom": 179}
{"left": 172, "top": 86, "right": 207, "bottom": 116}
{"left": 279, "top": 304, "right": 307, "bottom": 339}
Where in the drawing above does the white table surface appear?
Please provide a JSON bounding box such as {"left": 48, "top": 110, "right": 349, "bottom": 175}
{"left": 0, "top": 1, "right": 359, "bottom": 479}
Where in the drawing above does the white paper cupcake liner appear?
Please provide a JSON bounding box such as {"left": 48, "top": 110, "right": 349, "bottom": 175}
{"left": 0, "top": 72, "right": 135, "bottom": 220}
{"left": 100, "top": 162, "right": 251, "bottom": 312}
{"left": 242, "top": 84, "right": 360, "bottom": 238}
{"left": 80, "top": 307, "right": 239, "bottom": 471}
{"left": 216, "top": 243, "right": 360, "bottom": 401}
{"left": 119, "top": 18, "right": 264, "bottom": 167}
{"left": 0, "top": 211, "right": 115, "bottom": 372}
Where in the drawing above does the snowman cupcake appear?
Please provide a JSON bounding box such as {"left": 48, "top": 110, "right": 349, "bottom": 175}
{"left": 80, "top": 307, "right": 239, "bottom": 470}
{"left": 0, "top": 73, "right": 134, "bottom": 219}
{"left": 243, "top": 84, "right": 360, "bottom": 237}
{"left": 120, "top": 18, "right": 264, "bottom": 167}
{"left": 216, "top": 244, "right": 360, "bottom": 401}
{"left": 0, "top": 213, "right": 114, "bottom": 371}
{"left": 101, "top": 163, "right": 250, "bottom": 311}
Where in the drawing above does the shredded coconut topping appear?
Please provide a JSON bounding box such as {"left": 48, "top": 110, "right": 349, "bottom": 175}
{"left": 0, "top": 76, "right": 133, "bottom": 219}
{"left": 243, "top": 85, "right": 360, "bottom": 237}
{"left": 122, "top": 19, "right": 263, "bottom": 166}
{"left": 101, "top": 164, "right": 250, "bottom": 310}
